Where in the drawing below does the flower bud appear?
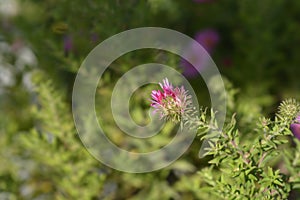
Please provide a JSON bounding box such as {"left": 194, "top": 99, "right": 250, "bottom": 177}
{"left": 290, "top": 115, "right": 300, "bottom": 140}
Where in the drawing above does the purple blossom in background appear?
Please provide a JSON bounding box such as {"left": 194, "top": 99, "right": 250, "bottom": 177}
{"left": 194, "top": 29, "right": 219, "bottom": 53}
{"left": 63, "top": 35, "right": 73, "bottom": 56}
{"left": 181, "top": 29, "right": 219, "bottom": 78}
{"left": 290, "top": 115, "right": 300, "bottom": 140}
{"left": 90, "top": 33, "right": 99, "bottom": 44}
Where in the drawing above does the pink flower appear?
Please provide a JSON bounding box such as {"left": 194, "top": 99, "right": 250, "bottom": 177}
{"left": 181, "top": 29, "right": 219, "bottom": 78}
{"left": 151, "top": 78, "right": 192, "bottom": 123}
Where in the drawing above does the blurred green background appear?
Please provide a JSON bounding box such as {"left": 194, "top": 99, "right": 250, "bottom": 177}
{"left": 1, "top": 0, "right": 300, "bottom": 199}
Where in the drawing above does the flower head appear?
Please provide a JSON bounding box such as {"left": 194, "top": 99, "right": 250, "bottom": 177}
{"left": 150, "top": 78, "right": 192, "bottom": 123}
{"left": 194, "top": 29, "right": 219, "bottom": 53}
{"left": 290, "top": 115, "right": 300, "bottom": 140}
{"left": 181, "top": 29, "right": 219, "bottom": 78}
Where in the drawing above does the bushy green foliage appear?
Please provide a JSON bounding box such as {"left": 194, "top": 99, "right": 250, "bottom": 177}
{"left": 195, "top": 98, "right": 299, "bottom": 199}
